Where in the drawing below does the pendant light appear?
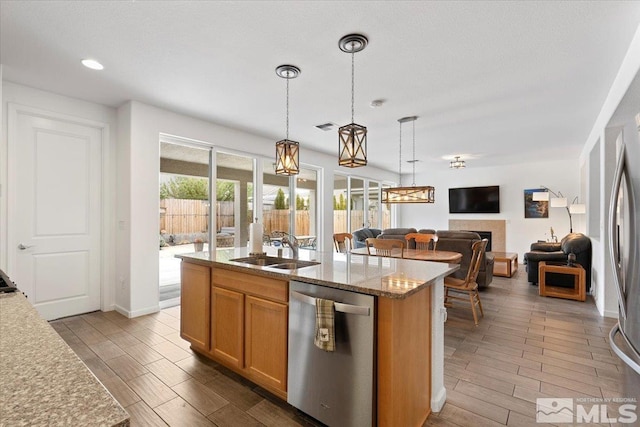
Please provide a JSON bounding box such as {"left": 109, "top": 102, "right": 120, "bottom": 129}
{"left": 382, "top": 116, "right": 435, "bottom": 204}
{"left": 275, "top": 64, "right": 301, "bottom": 176}
{"left": 449, "top": 156, "right": 466, "bottom": 169}
{"left": 338, "top": 33, "right": 368, "bottom": 168}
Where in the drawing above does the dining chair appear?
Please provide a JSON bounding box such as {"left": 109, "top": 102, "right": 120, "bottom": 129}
{"left": 406, "top": 232, "right": 438, "bottom": 250}
{"left": 365, "top": 238, "right": 405, "bottom": 258}
{"left": 333, "top": 232, "right": 352, "bottom": 253}
{"left": 444, "top": 239, "right": 487, "bottom": 326}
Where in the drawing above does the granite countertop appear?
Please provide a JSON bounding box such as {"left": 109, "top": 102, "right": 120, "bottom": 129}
{"left": 176, "top": 247, "right": 459, "bottom": 299}
{"left": 0, "top": 292, "right": 129, "bottom": 427}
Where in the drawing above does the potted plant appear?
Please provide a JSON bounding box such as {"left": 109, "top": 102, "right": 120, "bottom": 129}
{"left": 193, "top": 238, "right": 204, "bottom": 252}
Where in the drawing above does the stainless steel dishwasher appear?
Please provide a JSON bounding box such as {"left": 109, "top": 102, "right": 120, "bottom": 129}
{"left": 288, "top": 280, "right": 375, "bottom": 427}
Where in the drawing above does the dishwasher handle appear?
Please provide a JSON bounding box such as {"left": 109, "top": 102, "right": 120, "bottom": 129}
{"left": 291, "top": 290, "right": 370, "bottom": 316}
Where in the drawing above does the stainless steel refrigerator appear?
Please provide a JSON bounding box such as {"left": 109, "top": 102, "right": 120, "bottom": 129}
{"left": 608, "top": 113, "right": 640, "bottom": 379}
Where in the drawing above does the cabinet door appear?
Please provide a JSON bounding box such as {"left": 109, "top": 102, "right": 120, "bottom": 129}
{"left": 245, "top": 295, "right": 288, "bottom": 394}
{"left": 180, "top": 262, "right": 210, "bottom": 351}
{"left": 211, "top": 286, "right": 244, "bottom": 368}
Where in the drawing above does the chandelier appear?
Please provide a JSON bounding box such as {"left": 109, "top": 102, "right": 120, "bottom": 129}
{"left": 382, "top": 116, "right": 435, "bottom": 204}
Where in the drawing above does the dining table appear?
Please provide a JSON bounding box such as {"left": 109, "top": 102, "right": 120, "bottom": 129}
{"left": 350, "top": 247, "right": 463, "bottom": 264}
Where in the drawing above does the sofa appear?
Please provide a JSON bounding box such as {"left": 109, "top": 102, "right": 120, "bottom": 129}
{"left": 352, "top": 227, "right": 382, "bottom": 249}
{"left": 523, "top": 233, "right": 592, "bottom": 291}
{"left": 434, "top": 230, "right": 494, "bottom": 289}
{"left": 378, "top": 228, "right": 418, "bottom": 248}
{"left": 374, "top": 228, "right": 494, "bottom": 288}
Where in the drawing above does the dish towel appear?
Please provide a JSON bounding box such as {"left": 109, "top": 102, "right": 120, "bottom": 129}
{"left": 314, "top": 298, "right": 336, "bottom": 352}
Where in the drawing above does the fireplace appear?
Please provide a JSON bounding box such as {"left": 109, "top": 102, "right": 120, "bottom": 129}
{"left": 464, "top": 230, "right": 492, "bottom": 252}
{"left": 449, "top": 220, "right": 505, "bottom": 252}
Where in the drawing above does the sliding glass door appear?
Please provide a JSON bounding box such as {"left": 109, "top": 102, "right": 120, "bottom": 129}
{"left": 159, "top": 141, "right": 212, "bottom": 308}
{"left": 332, "top": 175, "right": 393, "bottom": 244}
{"left": 215, "top": 152, "right": 254, "bottom": 248}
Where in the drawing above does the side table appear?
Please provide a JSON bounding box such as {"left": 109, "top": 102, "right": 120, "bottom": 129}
{"left": 538, "top": 261, "right": 586, "bottom": 302}
{"left": 492, "top": 252, "right": 518, "bottom": 278}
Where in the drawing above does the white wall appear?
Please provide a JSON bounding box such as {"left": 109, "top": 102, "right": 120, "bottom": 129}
{"left": 0, "top": 81, "right": 118, "bottom": 311}
{"left": 117, "top": 101, "right": 397, "bottom": 317}
{"left": 579, "top": 24, "right": 640, "bottom": 317}
{"left": 0, "top": 83, "right": 395, "bottom": 318}
{"left": 400, "top": 159, "right": 581, "bottom": 261}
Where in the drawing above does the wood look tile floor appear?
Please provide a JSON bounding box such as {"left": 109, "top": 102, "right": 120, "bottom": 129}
{"left": 51, "top": 267, "right": 639, "bottom": 427}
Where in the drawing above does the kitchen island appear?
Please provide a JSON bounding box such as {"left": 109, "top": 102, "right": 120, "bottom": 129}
{"left": 177, "top": 247, "right": 457, "bottom": 427}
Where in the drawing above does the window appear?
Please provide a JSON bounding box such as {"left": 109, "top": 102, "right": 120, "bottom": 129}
{"left": 350, "top": 178, "right": 365, "bottom": 233}
{"left": 262, "top": 159, "right": 291, "bottom": 239}
{"left": 368, "top": 181, "right": 380, "bottom": 228}
{"left": 216, "top": 152, "right": 254, "bottom": 248}
{"left": 295, "top": 167, "right": 318, "bottom": 250}
{"left": 333, "top": 174, "right": 349, "bottom": 234}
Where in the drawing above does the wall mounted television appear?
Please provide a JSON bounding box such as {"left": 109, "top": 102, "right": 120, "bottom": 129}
{"left": 448, "top": 185, "right": 500, "bottom": 214}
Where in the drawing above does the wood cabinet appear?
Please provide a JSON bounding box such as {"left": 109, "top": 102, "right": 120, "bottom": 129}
{"left": 175, "top": 266, "right": 289, "bottom": 399}
{"left": 211, "top": 286, "right": 244, "bottom": 368}
{"left": 378, "top": 285, "right": 431, "bottom": 427}
{"left": 245, "top": 295, "right": 288, "bottom": 393}
{"left": 180, "top": 262, "right": 210, "bottom": 351}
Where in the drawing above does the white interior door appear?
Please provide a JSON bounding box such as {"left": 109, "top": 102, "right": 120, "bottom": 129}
{"left": 11, "top": 106, "right": 103, "bottom": 320}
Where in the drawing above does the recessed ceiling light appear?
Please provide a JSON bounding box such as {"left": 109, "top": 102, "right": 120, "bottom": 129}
{"left": 370, "top": 99, "right": 385, "bottom": 108}
{"left": 81, "top": 59, "right": 104, "bottom": 70}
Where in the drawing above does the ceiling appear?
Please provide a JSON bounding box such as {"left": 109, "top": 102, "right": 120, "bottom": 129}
{"left": 2, "top": 1, "right": 639, "bottom": 173}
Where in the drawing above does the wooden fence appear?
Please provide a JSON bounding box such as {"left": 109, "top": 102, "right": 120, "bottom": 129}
{"left": 160, "top": 199, "right": 388, "bottom": 235}
{"left": 333, "top": 211, "right": 390, "bottom": 233}
{"left": 262, "top": 211, "right": 309, "bottom": 236}
{"left": 160, "top": 199, "right": 207, "bottom": 234}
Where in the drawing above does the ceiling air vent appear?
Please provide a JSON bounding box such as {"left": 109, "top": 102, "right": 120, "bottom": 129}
{"left": 315, "top": 122, "right": 337, "bottom": 131}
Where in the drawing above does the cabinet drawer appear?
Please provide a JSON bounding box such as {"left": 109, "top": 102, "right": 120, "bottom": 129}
{"left": 212, "top": 268, "right": 288, "bottom": 303}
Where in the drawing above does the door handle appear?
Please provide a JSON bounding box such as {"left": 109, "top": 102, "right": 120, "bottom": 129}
{"left": 291, "top": 290, "right": 370, "bottom": 316}
{"left": 18, "top": 243, "right": 34, "bottom": 250}
{"left": 608, "top": 145, "right": 627, "bottom": 319}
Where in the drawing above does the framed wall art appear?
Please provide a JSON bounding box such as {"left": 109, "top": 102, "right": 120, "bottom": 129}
{"left": 524, "top": 188, "right": 548, "bottom": 218}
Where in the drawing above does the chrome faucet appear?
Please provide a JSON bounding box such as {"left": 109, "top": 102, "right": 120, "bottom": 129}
{"left": 272, "top": 231, "right": 299, "bottom": 259}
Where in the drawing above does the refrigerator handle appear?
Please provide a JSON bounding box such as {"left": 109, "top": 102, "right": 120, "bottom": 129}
{"left": 608, "top": 145, "right": 627, "bottom": 319}
{"left": 610, "top": 323, "right": 640, "bottom": 375}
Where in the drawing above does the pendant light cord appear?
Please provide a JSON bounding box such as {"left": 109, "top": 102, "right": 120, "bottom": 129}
{"left": 285, "top": 76, "right": 290, "bottom": 140}
{"left": 412, "top": 120, "right": 416, "bottom": 186}
{"left": 351, "top": 49, "right": 355, "bottom": 124}
{"left": 398, "top": 121, "right": 402, "bottom": 186}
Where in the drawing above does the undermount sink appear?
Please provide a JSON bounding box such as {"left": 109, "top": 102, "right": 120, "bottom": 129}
{"left": 230, "top": 256, "right": 285, "bottom": 266}
{"left": 230, "top": 256, "right": 320, "bottom": 270}
{"left": 266, "top": 260, "right": 320, "bottom": 270}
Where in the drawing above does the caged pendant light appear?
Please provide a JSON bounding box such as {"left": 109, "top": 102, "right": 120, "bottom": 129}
{"left": 382, "top": 116, "right": 435, "bottom": 204}
{"left": 449, "top": 156, "right": 466, "bottom": 169}
{"left": 338, "top": 34, "right": 368, "bottom": 168}
{"left": 275, "top": 64, "right": 301, "bottom": 175}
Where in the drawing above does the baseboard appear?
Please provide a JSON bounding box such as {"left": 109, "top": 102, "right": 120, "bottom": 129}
{"left": 431, "top": 387, "right": 447, "bottom": 413}
{"left": 603, "top": 308, "right": 619, "bottom": 319}
{"left": 129, "top": 304, "right": 160, "bottom": 318}
{"left": 114, "top": 304, "right": 131, "bottom": 318}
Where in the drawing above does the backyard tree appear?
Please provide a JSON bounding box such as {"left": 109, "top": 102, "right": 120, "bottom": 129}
{"left": 160, "top": 177, "right": 208, "bottom": 200}
{"left": 296, "top": 195, "right": 308, "bottom": 210}
{"left": 216, "top": 181, "right": 235, "bottom": 201}
{"left": 337, "top": 194, "right": 347, "bottom": 210}
{"left": 274, "top": 188, "right": 288, "bottom": 209}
